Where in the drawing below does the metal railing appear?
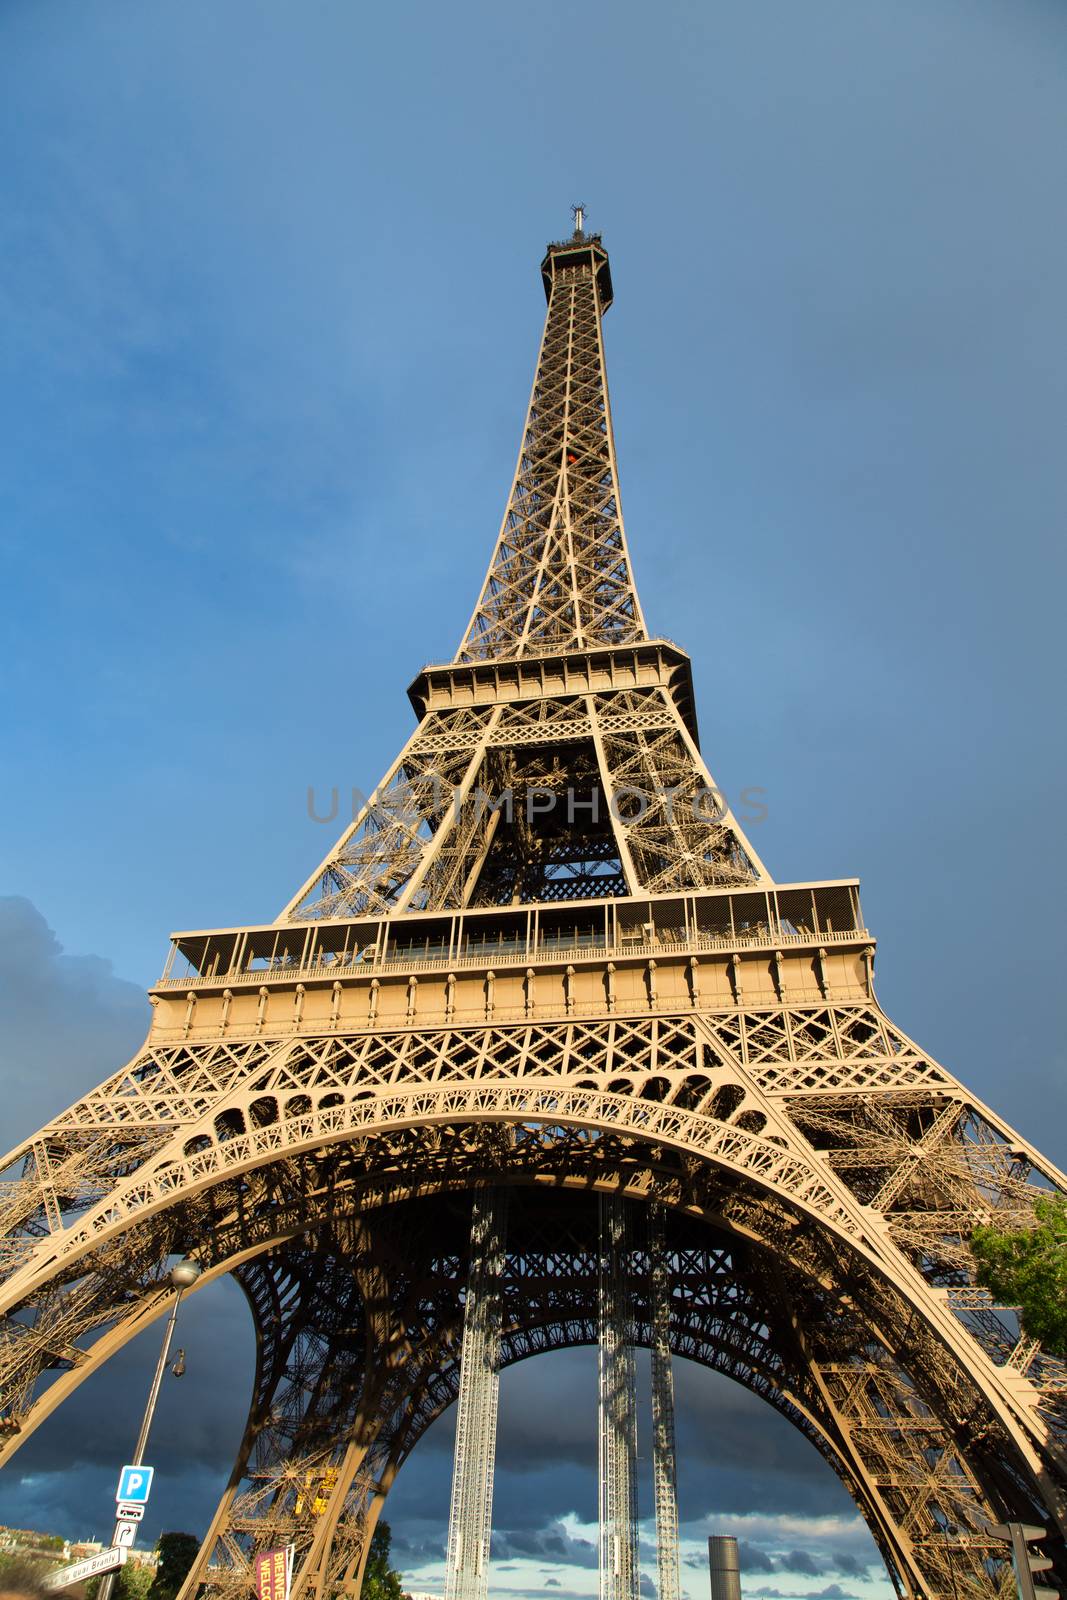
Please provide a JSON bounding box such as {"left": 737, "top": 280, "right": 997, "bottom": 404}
{"left": 155, "top": 924, "right": 869, "bottom": 993}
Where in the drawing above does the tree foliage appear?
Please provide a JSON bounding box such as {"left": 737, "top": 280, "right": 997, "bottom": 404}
{"left": 360, "top": 1522, "right": 404, "bottom": 1600}
{"left": 87, "top": 1561, "right": 155, "bottom": 1600}
{"left": 972, "top": 1194, "right": 1067, "bottom": 1357}
{"left": 85, "top": 1548, "right": 168, "bottom": 1600}
{"left": 146, "top": 1534, "right": 201, "bottom": 1600}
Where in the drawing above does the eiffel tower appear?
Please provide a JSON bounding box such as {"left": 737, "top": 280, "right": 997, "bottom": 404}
{"left": 2, "top": 214, "right": 1066, "bottom": 1600}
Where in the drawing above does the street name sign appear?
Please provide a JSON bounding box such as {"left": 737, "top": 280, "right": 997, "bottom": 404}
{"left": 43, "top": 1548, "right": 128, "bottom": 1591}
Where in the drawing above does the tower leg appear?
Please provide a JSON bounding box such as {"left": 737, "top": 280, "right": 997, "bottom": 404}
{"left": 445, "top": 1189, "right": 509, "bottom": 1600}
{"left": 650, "top": 1204, "right": 680, "bottom": 1600}
{"left": 599, "top": 1193, "right": 639, "bottom": 1600}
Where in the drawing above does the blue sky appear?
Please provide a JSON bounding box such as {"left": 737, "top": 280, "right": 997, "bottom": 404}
{"left": 1, "top": 1, "right": 1066, "bottom": 1596}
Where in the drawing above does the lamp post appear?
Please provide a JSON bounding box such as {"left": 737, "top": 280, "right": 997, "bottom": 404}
{"left": 97, "top": 1259, "right": 202, "bottom": 1600}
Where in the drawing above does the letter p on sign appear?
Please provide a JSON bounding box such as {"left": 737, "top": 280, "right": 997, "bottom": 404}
{"left": 117, "top": 1465, "right": 155, "bottom": 1504}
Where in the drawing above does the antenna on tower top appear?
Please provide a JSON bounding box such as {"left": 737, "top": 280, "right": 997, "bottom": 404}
{"left": 572, "top": 203, "right": 586, "bottom": 237}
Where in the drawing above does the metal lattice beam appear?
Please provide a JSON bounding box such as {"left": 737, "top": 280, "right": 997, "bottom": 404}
{"left": 599, "top": 1193, "right": 639, "bottom": 1600}
{"left": 458, "top": 229, "right": 645, "bottom": 661}
{"left": 445, "top": 1189, "right": 508, "bottom": 1600}
{"left": 649, "top": 1203, "right": 681, "bottom": 1600}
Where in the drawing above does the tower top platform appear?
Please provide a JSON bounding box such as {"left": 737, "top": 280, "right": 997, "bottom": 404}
{"left": 541, "top": 230, "right": 613, "bottom": 310}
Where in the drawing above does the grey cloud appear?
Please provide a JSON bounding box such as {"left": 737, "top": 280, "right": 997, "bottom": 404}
{"left": 0, "top": 1275, "right": 255, "bottom": 1543}
{"left": 749, "top": 1588, "right": 853, "bottom": 1600}
{"left": 831, "top": 1555, "right": 874, "bottom": 1578}
{"left": 784, "top": 1551, "right": 822, "bottom": 1577}
{"left": 737, "top": 1543, "right": 777, "bottom": 1574}
{"left": 492, "top": 1522, "right": 598, "bottom": 1570}
{"left": 390, "top": 1530, "right": 445, "bottom": 1566}
{"left": 5, "top": 1273, "right": 253, "bottom": 1474}
{"left": 0, "top": 901, "right": 255, "bottom": 1540}
{"left": 494, "top": 1349, "right": 599, "bottom": 1474}
{"left": 0, "top": 895, "right": 149, "bottom": 1150}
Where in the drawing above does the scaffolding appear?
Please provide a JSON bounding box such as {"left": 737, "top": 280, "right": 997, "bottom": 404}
{"left": 598, "top": 1193, "right": 640, "bottom": 1600}
{"left": 445, "top": 1188, "right": 508, "bottom": 1600}
{"left": 650, "top": 1203, "right": 680, "bottom": 1600}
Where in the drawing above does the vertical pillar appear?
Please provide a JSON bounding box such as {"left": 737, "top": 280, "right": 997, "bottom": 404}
{"left": 599, "top": 1193, "right": 639, "bottom": 1600}
{"left": 650, "top": 1203, "right": 680, "bottom": 1600}
{"left": 445, "top": 1188, "right": 508, "bottom": 1600}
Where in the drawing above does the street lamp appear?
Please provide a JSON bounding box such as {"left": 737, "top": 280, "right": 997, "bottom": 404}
{"left": 97, "top": 1259, "right": 202, "bottom": 1600}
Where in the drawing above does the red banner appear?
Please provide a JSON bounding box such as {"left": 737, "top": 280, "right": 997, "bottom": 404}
{"left": 254, "top": 1548, "right": 293, "bottom": 1600}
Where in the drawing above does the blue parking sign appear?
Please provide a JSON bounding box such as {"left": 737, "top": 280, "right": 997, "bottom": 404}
{"left": 116, "top": 1465, "right": 154, "bottom": 1504}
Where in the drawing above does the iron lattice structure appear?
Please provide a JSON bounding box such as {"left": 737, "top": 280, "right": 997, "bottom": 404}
{"left": 444, "top": 1188, "right": 507, "bottom": 1600}
{"left": 598, "top": 1193, "right": 640, "bottom": 1600}
{"left": 650, "top": 1202, "right": 681, "bottom": 1600}
{"left": 2, "top": 222, "right": 1067, "bottom": 1600}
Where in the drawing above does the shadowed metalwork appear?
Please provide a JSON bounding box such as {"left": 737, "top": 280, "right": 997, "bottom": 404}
{"left": 2, "top": 219, "right": 1066, "bottom": 1600}
{"left": 444, "top": 1188, "right": 506, "bottom": 1600}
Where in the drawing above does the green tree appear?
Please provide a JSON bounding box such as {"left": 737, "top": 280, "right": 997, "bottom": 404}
{"left": 360, "top": 1522, "right": 404, "bottom": 1600}
{"left": 146, "top": 1534, "right": 201, "bottom": 1600}
{"left": 121, "top": 1565, "right": 155, "bottom": 1600}
{"left": 972, "top": 1193, "right": 1067, "bottom": 1357}
{"left": 87, "top": 1563, "right": 155, "bottom": 1600}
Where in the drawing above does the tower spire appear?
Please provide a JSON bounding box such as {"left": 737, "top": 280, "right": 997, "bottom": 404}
{"left": 456, "top": 226, "right": 646, "bottom": 661}
{"left": 282, "top": 223, "right": 769, "bottom": 921}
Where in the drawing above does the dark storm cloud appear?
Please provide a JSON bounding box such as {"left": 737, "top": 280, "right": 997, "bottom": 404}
{"left": 389, "top": 1528, "right": 445, "bottom": 1566}
{"left": 492, "top": 1523, "right": 598, "bottom": 1569}
{"left": 0, "top": 896, "right": 149, "bottom": 1150}
{"left": 831, "top": 1555, "right": 874, "bottom": 1578}
{"left": 683, "top": 1529, "right": 878, "bottom": 1591}
{"left": 739, "top": 1544, "right": 778, "bottom": 1574}
{"left": 785, "top": 1552, "right": 822, "bottom": 1577}
{"left": 669, "top": 1360, "right": 859, "bottom": 1522}
{"left": 0, "top": 900, "right": 255, "bottom": 1539}
{"left": 0, "top": 1265, "right": 255, "bottom": 1542}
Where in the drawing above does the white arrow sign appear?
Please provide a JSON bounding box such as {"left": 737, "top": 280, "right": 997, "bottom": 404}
{"left": 43, "top": 1548, "right": 128, "bottom": 1591}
